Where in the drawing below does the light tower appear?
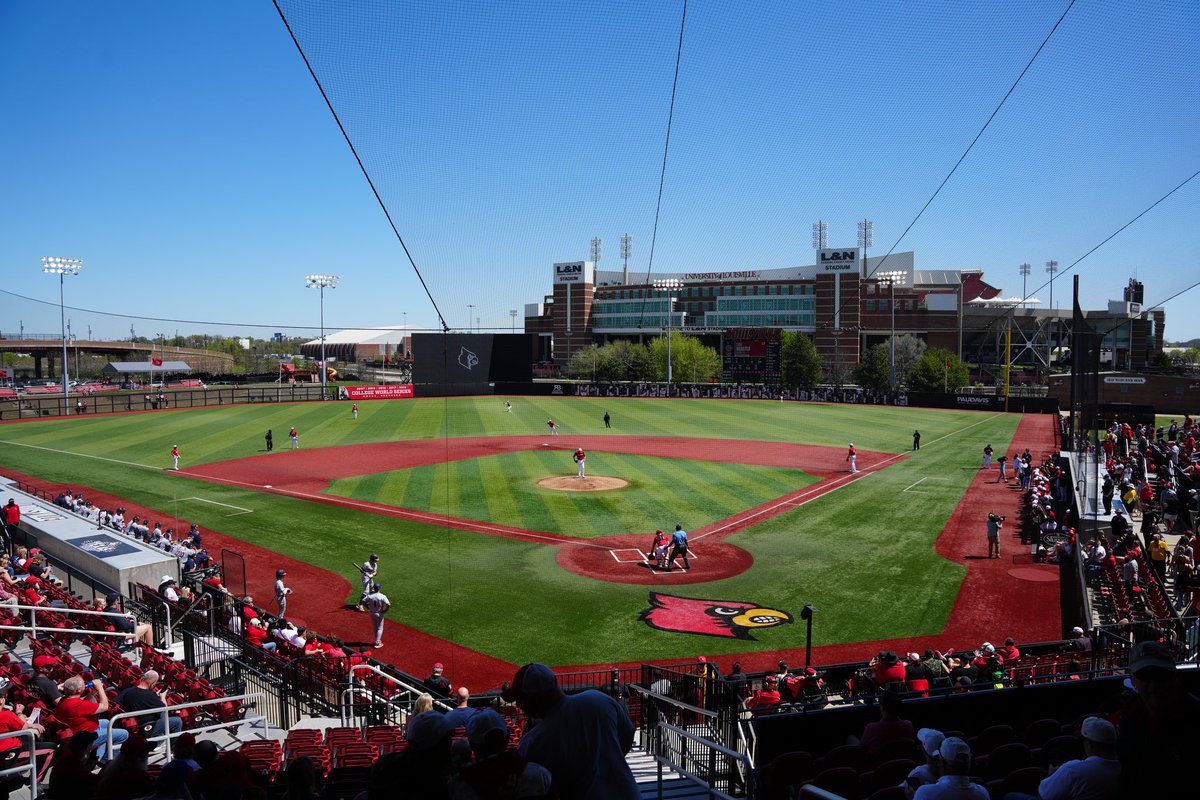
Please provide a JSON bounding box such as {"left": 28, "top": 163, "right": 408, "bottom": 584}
{"left": 509, "top": 309, "right": 518, "bottom": 332}
{"left": 652, "top": 278, "right": 682, "bottom": 384}
{"left": 305, "top": 274, "right": 339, "bottom": 397}
{"left": 811, "top": 220, "right": 828, "bottom": 252}
{"left": 41, "top": 256, "right": 84, "bottom": 415}
{"left": 1019, "top": 262, "right": 1031, "bottom": 301}
{"left": 620, "top": 233, "right": 632, "bottom": 286}
{"left": 1045, "top": 260, "right": 1059, "bottom": 309}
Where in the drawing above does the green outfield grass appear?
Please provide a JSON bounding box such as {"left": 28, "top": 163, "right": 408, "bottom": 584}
{"left": 325, "top": 451, "right": 819, "bottom": 538}
{"left": 0, "top": 397, "right": 1021, "bottom": 665}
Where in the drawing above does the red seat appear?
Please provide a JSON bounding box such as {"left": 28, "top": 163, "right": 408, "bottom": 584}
{"left": 805, "top": 767, "right": 862, "bottom": 800}
{"left": 762, "top": 751, "right": 815, "bottom": 800}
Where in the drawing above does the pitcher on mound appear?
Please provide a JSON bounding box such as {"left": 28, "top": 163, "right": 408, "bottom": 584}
{"left": 573, "top": 447, "right": 586, "bottom": 478}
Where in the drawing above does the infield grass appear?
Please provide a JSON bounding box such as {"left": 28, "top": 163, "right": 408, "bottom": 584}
{"left": 325, "top": 451, "right": 819, "bottom": 538}
{"left": 0, "top": 396, "right": 1021, "bottom": 665}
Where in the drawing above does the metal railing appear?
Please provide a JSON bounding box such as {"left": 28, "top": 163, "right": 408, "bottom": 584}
{"left": 341, "top": 663, "right": 454, "bottom": 728}
{"left": 0, "top": 604, "right": 144, "bottom": 641}
{"left": 105, "top": 691, "right": 269, "bottom": 762}
{"left": 646, "top": 719, "right": 755, "bottom": 800}
{"left": 633, "top": 683, "right": 748, "bottom": 796}
{"left": 0, "top": 729, "right": 44, "bottom": 799}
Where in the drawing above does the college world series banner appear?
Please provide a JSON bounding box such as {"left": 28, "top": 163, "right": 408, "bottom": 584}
{"left": 338, "top": 385, "right": 414, "bottom": 400}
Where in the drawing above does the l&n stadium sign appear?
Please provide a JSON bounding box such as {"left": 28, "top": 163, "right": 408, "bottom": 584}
{"left": 340, "top": 385, "right": 414, "bottom": 400}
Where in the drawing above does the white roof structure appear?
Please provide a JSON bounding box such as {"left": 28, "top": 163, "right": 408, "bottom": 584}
{"left": 301, "top": 326, "right": 411, "bottom": 348}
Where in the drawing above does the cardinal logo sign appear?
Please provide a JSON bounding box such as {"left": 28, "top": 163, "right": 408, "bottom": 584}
{"left": 640, "top": 592, "right": 793, "bottom": 640}
{"left": 458, "top": 347, "right": 479, "bottom": 371}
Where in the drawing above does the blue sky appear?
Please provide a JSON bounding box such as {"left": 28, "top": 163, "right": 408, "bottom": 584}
{"left": 2, "top": 0, "right": 1197, "bottom": 342}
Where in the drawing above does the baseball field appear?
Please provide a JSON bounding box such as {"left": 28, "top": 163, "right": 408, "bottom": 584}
{"left": 0, "top": 396, "right": 1058, "bottom": 683}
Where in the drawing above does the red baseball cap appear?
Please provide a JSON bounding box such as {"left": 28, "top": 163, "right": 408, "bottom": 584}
{"left": 32, "top": 655, "right": 57, "bottom": 671}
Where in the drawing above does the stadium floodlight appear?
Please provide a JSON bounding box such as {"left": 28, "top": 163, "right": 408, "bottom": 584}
{"left": 857, "top": 219, "right": 873, "bottom": 275}
{"left": 467, "top": 304, "right": 476, "bottom": 332}
{"left": 305, "top": 274, "right": 339, "bottom": 398}
{"left": 1045, "top": 260, "right": 1058, "bottom": 310}
{"left": 811, "top": 221, "right": 828, "bottom": 251}
{"left": 1019, "top": 262, "right": 1031, "bottom": 302}
{"left": 620, "top": 233, "right": 632, "bottom": 285}
{"left": 510, "top": 309, "right": 518, "bottom": 332}
{"left": 652, "top": 278, "right": 683, "bottom": 385}
{"left": 41, "top": 256, "right": 84, "bottom": 416}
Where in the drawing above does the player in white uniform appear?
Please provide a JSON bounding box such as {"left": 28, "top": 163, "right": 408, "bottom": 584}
{"left": 354, "top": 554, "right": 379, "bottom": 612}
{"left": 574, "top": 448, "right": 586, "bottom": 478}
{"left": 274, "top": 569, "right": 292, "bottom": 617}
{"left": 363, "top": 582, "right": 391, "bottom": 648}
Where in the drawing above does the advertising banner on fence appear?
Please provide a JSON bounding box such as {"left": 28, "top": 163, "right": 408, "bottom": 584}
{"left": 339, "top": 385, "right": 414, "bottom": 400}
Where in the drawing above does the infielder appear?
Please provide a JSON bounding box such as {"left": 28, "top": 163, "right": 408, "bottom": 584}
{"left": 290, "top": 427, "right": 299, "bottom": 449}
{"left": 354, "top": 553, "right": 380, "bottom": 612}
{"left": 574, "top": 447, "right": 586, "bottom": 478}
{"left": 363, "top": 582, "right": 391, "bottom": 649}
{"left": 274, "top": 569, "right": 292, "bottom": 617}
{"left": 847, "top": 443, "right": 857, "bottom": 473}
{"left": 352, "top": 403, "right": 358, "bottom": 420}
{"left": 505, "top": 401, "right": 512, "bottom": 413}
{"left": 171, "top": 445, "right": 180, "bottom": 470}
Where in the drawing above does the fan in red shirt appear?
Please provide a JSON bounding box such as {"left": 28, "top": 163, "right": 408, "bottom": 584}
{"left": 871, "top": 651, "right": 906, "bottom": 688}
{"left": 997, "top": 637, "right": 1020, "bottom": 663}
{"left": 746, "top": 676, "right": 782, "bottom": 710}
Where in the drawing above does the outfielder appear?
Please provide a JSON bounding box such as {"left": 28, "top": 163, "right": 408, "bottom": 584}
{"left": 574, "top": 447, "right": 586, "bottom": 478}
{"left": 171, "top": 445, "right": 180, "bottom": 470}
{"left": 354, "top": 554, "right": 380, "bottom": 612}
{"left": 363, "top": 582, "right": 391, "bottom": 649}
{"left": 847, "top": 443, "right": 857, "bottom": 473}
{"left": 352, "top": 403, "right": 358, "bottom": 420}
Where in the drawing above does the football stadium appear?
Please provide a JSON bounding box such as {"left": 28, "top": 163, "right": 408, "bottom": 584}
{"left": 1, "top": 1, "right": 1197, "bottom": 798}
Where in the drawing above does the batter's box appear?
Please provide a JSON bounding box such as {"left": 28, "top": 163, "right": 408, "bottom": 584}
{"left": 609, "top": 548, "right": 699, "bottom": 563}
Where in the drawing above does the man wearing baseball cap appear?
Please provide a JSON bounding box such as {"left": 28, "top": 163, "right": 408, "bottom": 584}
{"left": 447, "top": 709, "right": 554, "bottom": 798}
{"left": 913, "top": 737, "right": 986, "bottom": 799}
{"left": 1116, "top": 640, "right": 1200, "bottom": 796}
{"left": 503, "top": 663, "right": 638, "bottom": 799}
{"left": 1033, "top": 716, "right": 1119, "bottom": 800}
{"left": 423, "top": 662, "right": 451, "bottom": 698}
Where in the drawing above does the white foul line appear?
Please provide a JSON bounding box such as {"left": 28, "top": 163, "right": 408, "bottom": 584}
{"left": 0, "top": 439, "right": 161, "bottom": 471}
{"left": 180, "top": 496, "right": 254, "bottom": 516}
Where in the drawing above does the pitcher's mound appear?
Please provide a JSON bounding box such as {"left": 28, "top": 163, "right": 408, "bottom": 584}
{"left": 538, "top": 476, "right": 629, "bottom": 492}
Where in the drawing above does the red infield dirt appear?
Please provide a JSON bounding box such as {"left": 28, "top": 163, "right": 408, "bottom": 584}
{"left": 8, "top": 413, "right": 1061, "bottom": 688}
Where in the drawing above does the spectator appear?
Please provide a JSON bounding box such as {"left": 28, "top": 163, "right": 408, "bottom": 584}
{"left": 855, "top": 691, "right": 914, "bottom": 759}
{"left": 424, "top": 662, "right": 452, "bottom": 698}
{"left": 409, "top": 693, "right": 435, "bottom": 722}
{"left": 392, "top": 711, "right": 453, "bottom": 799}
{"left": 104, "top": 593, "right": 154, "bottom": 647}
{"left": 244, "top": 617, "right": 277, "bottom": 651}
{"left": 0, "top": 677, "right": 44, "bottom": 789}
{"left": 284, "top": 755, "right": 320, "bottom": 800}
{"left": 902, "top": 728, "right": 944, "bottom": 798}
{"left": 1116, "top": 640, "right": 1200, "bottom": 796}
{"left": 115, "top": 670, "right": 183, "bottom": 741}
{"left": 47, "top": 730, "right": 100, "bottom": 798}
{"left": 904, "top": 653, "right": 932, "bottom": 696}
{"left": 192, "top": 739, "right": 261, "bottom": 800}
{"left": 871, "top": 650, "right": 906, "bottom": 689}
{"left": 912, "top": 737, "right": 987, "bottom": 799}
{"left": 997, "top": 637, "right": 1020, "bottom": 663}
{"left": 746, "top": 676, "right": 782, "bottom": 710}
{"left": 168, "top": 732, "right": 201, "bottom": 773}
{"left": 447, "top": 709, "right": 557, "bottom": 800}
{"left": 94, "top": 732, "right": 155, "bottom": 800}
{"left": 504, "top": 663, "right": 639, "bottom": 799}
{"left": 723, "top": 662, "right": 749, "bottom": 698}
{"left": 56, "top": 676, "right": 128, "bottom": 763}
{"left": 1068, "top": 626, "right": 1092, "bottom": 652}
{"left": 30, "top": 655, "right": 63, "bottom": 707}
{"left": 1033, "top": 716, "right": 1120, "bottom": 800}
{"left": 443, "top": 687, "right": 474, "bottom": 728}
{"left": 143, "top": 761, "right": 192, "bottom": 800}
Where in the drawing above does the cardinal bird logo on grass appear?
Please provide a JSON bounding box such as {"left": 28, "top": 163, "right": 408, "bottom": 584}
{"left": 640, "top": 592, "right": 793, "bottom": 640}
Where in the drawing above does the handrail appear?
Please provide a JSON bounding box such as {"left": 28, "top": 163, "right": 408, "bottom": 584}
{"left": 0, "top": 603, "right": 142, "bottom": 641}
{"left": 106, "top": 691, "right": 267, "bottom": 761}
{"left": 631, "top": 683, "right": 721, "bottom": 721}
{"left": 0, "top": 729, "right": 41, "bottom": 798}
{"left": 650, "top": 721, "right": 754, "bottom": 800}
{"left": 342, "top": 664, "right": 453, "bottom": 727}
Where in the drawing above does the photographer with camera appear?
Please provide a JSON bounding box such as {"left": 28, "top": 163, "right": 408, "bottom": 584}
{"left": 986, "top": 512, "right": 1005, "bottom": 559}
